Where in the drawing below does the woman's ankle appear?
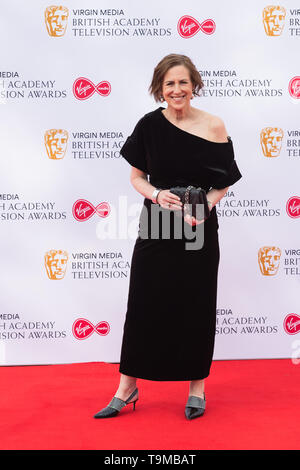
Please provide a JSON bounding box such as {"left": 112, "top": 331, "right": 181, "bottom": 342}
{"left": 189, "top": 380, "right": 205, "bottom": 398}
{"left": 115, "top": 383, "right": 137, "bottom": 400}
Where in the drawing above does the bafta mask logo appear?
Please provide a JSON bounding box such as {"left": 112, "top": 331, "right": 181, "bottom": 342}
{"left": 45, "top": 6, "right": 69, "bottom": 37}
{"left": 262, "top": 6, "right": 286, "bottom": 36}
{"left": 258, "top": 246, "right": 281, "bottom": 276}
{"left": 260, "top": 127, "right": 283, "bottom": 157}
{"left": 45, "top": 129, "right": 68, "bottom": 159}
{"left": 45, "top": 249, "right": 68, "bottom": 280}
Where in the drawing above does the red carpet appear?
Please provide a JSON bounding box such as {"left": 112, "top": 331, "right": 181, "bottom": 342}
{"left": 0, "top": 359, "right": 299, "bottom": 450}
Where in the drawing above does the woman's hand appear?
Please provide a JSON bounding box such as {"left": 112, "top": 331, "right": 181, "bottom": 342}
{"left": 157, "top": 190, "right": 182, "bottom": 211}
{"left": 184, "top": 213, "right": 204, "bottom": 226}
{"left": 157, "top": 190, "right": 204, "bottom": 226}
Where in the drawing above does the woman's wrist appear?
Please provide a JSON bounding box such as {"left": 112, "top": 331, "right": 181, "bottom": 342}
{"left": 151, "top": 188, "right": 162, "bottom": 204}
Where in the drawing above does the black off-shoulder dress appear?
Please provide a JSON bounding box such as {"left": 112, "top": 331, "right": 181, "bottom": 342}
{"left": 119, "top": 107, "right": 242, "bottom": 381}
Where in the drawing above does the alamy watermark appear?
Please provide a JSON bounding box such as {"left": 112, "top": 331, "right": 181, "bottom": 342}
{"left": 96, "top": 196, "right": 206, "bottom": 251}
{"left": 291, "top": 339, "right": 300, "bottom": 365}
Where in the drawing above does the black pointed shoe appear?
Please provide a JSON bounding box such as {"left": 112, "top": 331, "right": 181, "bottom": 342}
{"left": 94, "top": 388, "right": 139, "bottom": 419}
{"left": 185, "top": 393, "right": 206, "bottom": 420}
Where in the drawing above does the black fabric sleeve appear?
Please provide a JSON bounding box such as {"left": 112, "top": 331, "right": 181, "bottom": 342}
{"left": 212, "top": 159, "right": 242, "bottom": 189}
{"left": 212, "top": 140, "right": 242, "bottom": 189}
{"left": 120, "top": 117, "right": 148, "bottom": 173}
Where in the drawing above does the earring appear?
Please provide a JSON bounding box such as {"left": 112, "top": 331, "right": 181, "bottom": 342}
{"left": 160, "top": 96, "right": 164, "bottom": 102}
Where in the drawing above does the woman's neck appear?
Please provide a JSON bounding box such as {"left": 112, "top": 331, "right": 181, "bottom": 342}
{"left": 164, "top": 104, "right": 195, "bottom": 123}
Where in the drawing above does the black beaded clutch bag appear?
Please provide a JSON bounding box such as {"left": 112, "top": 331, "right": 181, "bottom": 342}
{"left": 169, "top": 185, "right": 210, "bottom": 220}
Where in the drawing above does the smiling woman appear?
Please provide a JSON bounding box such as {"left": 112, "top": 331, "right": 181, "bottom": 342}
{"left": 149, "top": 55, "right": 229, "bottom": 143}
{"left": 163, "top": 68, "right": 194, "bottom": 105}
{"left": 94, "top": 53, "right": 242, "bottom": 421}
{"left": 149, "top": 54, "right": 204, "bottom": 102}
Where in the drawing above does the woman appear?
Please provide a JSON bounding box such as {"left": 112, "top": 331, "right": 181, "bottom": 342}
{"left": 94, "top": 54, "right": 242, "bottom": 420}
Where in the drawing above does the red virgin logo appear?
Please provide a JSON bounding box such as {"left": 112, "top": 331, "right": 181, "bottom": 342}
{"left": 72, "top": 318, "right": 110, "bottom": 340}
{"left": 72, "top": 199, "right": 110, "bottom": 221}
{"left": 177, "top": 15, "right": 216, "bottom": 38}
{"left": 283, "top": 314, "right": 300, "bottom": 335}
{"left": 288, "top": 77, "right": 300, "bottom": 99}
{"left": 286, "top": 196, "right": 300, "bottom": 218}
{"left": 73, "top": 77, "right": 111, "bottom": 100}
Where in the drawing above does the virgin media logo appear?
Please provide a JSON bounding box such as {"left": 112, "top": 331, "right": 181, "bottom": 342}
{"left": 177, "top": 15, "right": 216, "bottom": 38}
{"left": 286, "top": 196, "right": 300, "bottom": 218}
{"left": 72, "top": 318, "right": 110, "bottom": 340}
{"left": 73, "top": 77, "right": 111, "bottom": 100}
{"left": 283, "top": 314, "right": 300, "bottom": 335}
{"left": 72, "top": 199, "right": 110, "bottom": 221}
{"left": 288, "top": 77, "right": 300, "bottom": 99}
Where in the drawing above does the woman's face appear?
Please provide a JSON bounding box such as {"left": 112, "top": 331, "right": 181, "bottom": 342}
{"left": 161, "top": 65, "right": 193, "bottom": 110}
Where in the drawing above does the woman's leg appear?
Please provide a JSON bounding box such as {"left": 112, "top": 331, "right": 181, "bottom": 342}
{"left": 115, "top": 373, "right": 137, "bottom": 401}
{"left": 189, "top": 379, "right": 205, "bottom": 398}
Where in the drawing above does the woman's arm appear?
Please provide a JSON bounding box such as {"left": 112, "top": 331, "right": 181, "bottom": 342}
{"left": 130, "top": 167, "right": 156, "bottom": 200}
{"left": 206, "top": 187, "right": 228, "bottom": 210}
{"left": 130, "top": 167, "right": 182, "bottom": 209}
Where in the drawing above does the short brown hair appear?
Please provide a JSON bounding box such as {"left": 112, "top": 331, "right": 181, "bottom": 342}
{"left": 149, "top": 54, "right": 204, "bottom": 102}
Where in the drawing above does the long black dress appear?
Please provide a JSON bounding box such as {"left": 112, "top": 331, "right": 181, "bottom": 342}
{"left": 119, "top": 107, "right": 242, "bottom": 381}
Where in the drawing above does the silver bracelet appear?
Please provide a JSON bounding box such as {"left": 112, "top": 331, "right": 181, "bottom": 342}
{"left": 151, "top": 188, "right": 162, "bottom": 204}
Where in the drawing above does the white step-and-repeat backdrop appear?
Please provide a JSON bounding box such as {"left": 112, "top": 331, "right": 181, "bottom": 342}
{"left": 1, "top": 1, "right": 299, "bottom": 365}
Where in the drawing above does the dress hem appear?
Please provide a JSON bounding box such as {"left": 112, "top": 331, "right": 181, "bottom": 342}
{"left": 119, "top": 367, "right": 210, "bottom": 382}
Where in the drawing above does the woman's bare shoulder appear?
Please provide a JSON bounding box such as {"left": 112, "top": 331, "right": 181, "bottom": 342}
{"left": 198, "top": 110, "right": 229, "bottom": 142}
